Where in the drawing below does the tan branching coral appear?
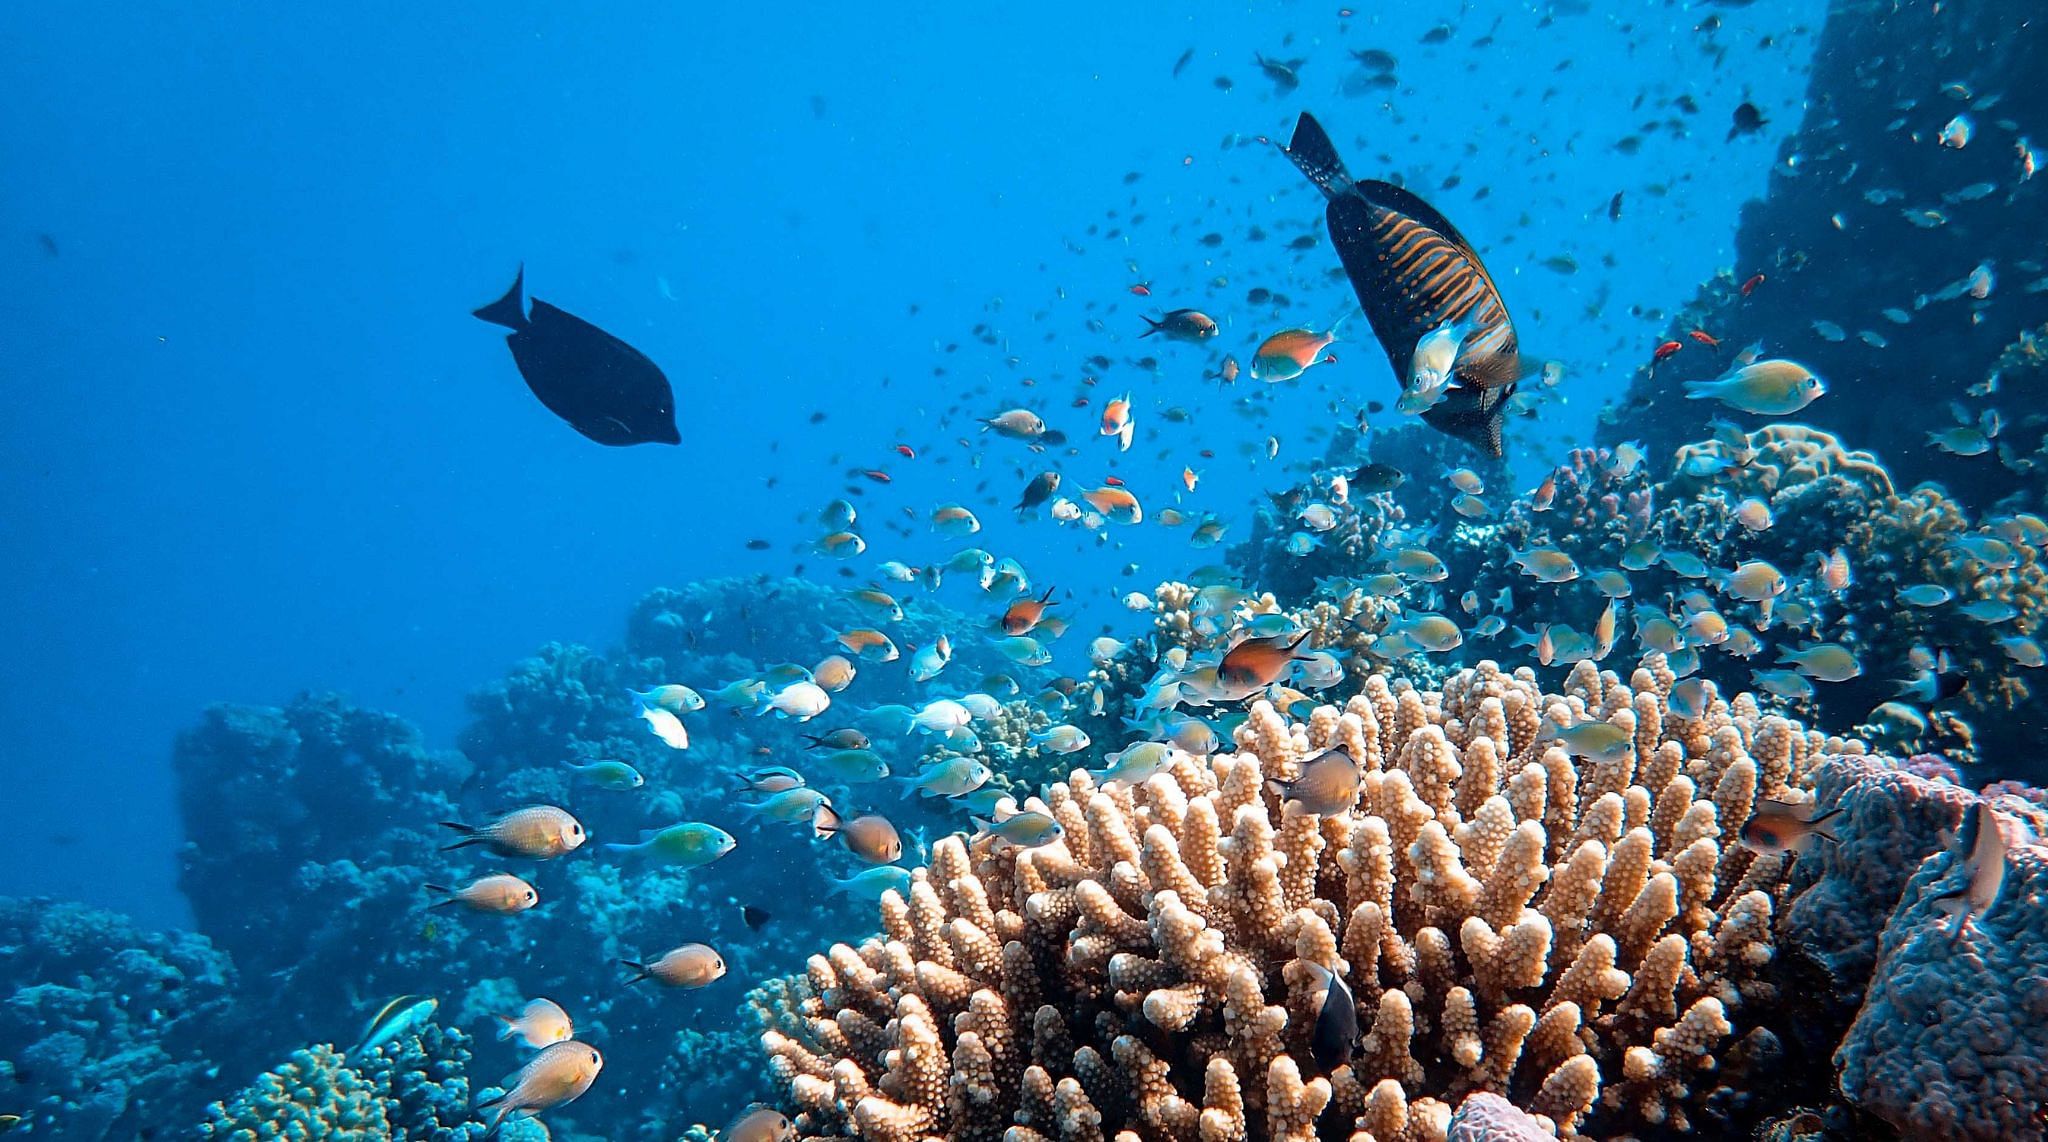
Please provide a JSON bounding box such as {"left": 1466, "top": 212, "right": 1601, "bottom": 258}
{"left": 756, "top": 661, "right": 1857, "bottom": 1140}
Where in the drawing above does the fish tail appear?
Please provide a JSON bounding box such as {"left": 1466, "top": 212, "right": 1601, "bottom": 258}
{"left": 471, "top": 265, "right": 528, "bottom": 330}
{"left": 477, "top": 1097, "right": 513, "bottom": 1140}
{"left": 812, "top": 802, "right": 843, "bottom": 840}
{"left": 1139, "top": 315, "right": 1162, "bottom": 337}
{"left": 1810, "top": 808, "right": 1843, "bottom": 843}
{"left": 1282, "top": 112, "right": 1357, "bottom": 201}
{"left": 493, "top": 1014, "right": 518, "bottom": 1039}
{"left": 423, "top": 883, "right": 457, "bottom": 908}
{"left": 437, "top": 821, "right": 481, "bottom": 850}
{"left": 618, "top": 959, "right": 650, "bottom": 985}
{"left": 1118, "top": 420, "right": 1134, "bottom": 451}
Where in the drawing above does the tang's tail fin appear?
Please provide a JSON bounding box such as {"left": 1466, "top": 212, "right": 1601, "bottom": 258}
{"left": 472, "top": 265, "right": 528, "bottom": 330}
{"left": 1283, "top": 112, "right": 1356, "bottom": 200}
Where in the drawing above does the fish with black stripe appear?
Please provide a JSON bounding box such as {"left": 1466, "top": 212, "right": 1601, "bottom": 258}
{"left": 1279, "top": 111, "right": 1527, "bottom": 456}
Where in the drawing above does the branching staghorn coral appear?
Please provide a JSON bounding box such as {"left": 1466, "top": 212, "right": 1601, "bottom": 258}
{"left": 755, "top": 658, "right": 1857, "bottom": 1140}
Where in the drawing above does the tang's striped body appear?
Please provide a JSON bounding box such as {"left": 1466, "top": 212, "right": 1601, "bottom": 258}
{"left": 1282, "top": 112, "right": 1523, "bottom": 456}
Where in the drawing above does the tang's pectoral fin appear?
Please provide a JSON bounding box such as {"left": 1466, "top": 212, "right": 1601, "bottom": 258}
{"left": 1282, "top": 112, "right": 1356, "bottom": 200}
{"left": 472, "top": 264, "right": 528, "bottom": 330}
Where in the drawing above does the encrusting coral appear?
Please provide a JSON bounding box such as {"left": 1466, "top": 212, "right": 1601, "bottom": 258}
{"left": 756, "top": 656, "right": 1848, "bottom": 1140}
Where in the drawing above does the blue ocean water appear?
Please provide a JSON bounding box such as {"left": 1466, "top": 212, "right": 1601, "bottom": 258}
{"left": 38, "top": 1, "right": 2048, "bottom": 1138}
{"left": 0, "top": 0, "right": 1819, "bottom": 928}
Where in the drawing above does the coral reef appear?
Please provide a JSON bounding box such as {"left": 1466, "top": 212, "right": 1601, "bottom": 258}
{"left": 756, "top": 660, "right": 1854, "bottom": 1139}
{"left": 200, "top": 1023, "right": 545, "bottom": 1141}
{"left": 1594, "top": 5, "right": 2047, "bottom": 507}
{"left": 1833, "top": 810, "right": 2048, "bottom": 1142}
{"left": 167, "top": 576, "right": 1050, "bottom": 1136}
{"left": 0, "top": 898, "right": 246, "bottom": 1140}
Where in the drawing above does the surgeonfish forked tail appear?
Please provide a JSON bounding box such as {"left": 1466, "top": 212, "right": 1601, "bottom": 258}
{"left": 1281, "top": 110, "right": 1524, "bottom": 457}
{"left": 472, "top": 263, "right": 529, "bottom": 330}
{"left": 1280, "top": 111, "right": 1357, "bottom": 201}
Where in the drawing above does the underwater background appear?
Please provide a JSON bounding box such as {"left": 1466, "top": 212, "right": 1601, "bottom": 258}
{"left": 3, "top": 1, "right": 2045, "bottom": 1140}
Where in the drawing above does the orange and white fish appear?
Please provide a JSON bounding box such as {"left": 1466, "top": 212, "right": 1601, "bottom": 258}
{"left": 816, "top": 531, "right": 867, "bottom": 558}
{"left": 439, "top": 807, "right": 586, "bottom": 860}
{"left": 812, "top": 654, "right": 857, "bottom": 692}
{"left": 1251, "top": 325, "right": 1339, "bottom": 382}
{"left": 478, "top": 1040, "right": 603, "bottom": 1137}
{"left": 1002, "top": 586, "right": 1058, "bottom": 635}
{"left": 494, "top": 998, "right": 575, "bottom": 1050}
{"left": 621, "top": 943, "right": 727, "bottom": 988}
{"left": 1218, "top": 631, "right": 1310, "bottom": 695}
{"left": 1183, "top": 467, "right": 1201, "bottom": 492}
{"left": 811, "top": 803, "right": 904, "bottom": 864}
{"left": 1100, "top": 393, "right": 1135, "bottom": 451}
{"left": 834, "top": 628, "right": 900, "bottom": 662}
{"left": 425, "top": 874, "right": 537, "bottom": 915}
{"left": 1081, "top": 486, "right": 1143, "bottom": 525}
{"left": 1739, "top": 796, "right": 1841, "bottom": 856}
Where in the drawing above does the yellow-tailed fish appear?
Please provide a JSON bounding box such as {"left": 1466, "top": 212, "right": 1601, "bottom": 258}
{"left": 604, "top": 823, "right": 736, "bottom": 867}
{"left": 628, "top": 684, "right": 703, "bottom": 713}
{"left": 559, "top": 759, "right": 645, "bottom": 790}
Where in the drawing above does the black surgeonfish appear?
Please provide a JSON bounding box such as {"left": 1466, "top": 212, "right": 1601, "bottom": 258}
{"left": 473, "top": 266, "right": 681, "bottom": 446}
{"left": 1281, "top": 112, "right": 1523, "bottom": 456}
